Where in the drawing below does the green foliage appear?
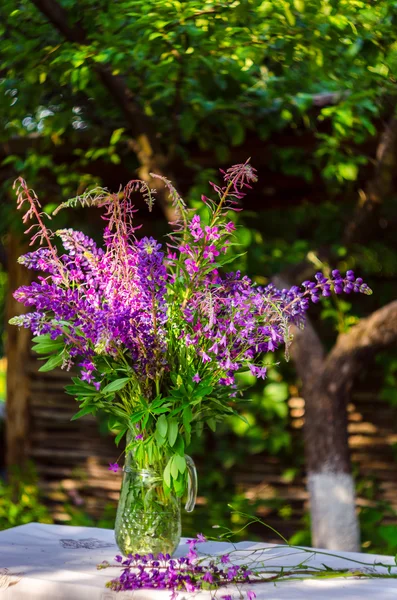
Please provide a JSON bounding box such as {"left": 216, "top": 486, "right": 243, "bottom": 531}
{"left": 1, "top": 0, "right": 397, "bottom": 197}
{"left": 0, "top": 465, "right": 53, "bottom": 530}
{"left": 2, "top": 0, "right": 397, "bottom": 553}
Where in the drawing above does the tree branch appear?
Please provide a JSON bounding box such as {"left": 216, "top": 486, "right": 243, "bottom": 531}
{"left": 344, "top": 114, "right": 397, "bottom": 245}
{"left": 326, "top": 300, "right": 397, "bottom": 369}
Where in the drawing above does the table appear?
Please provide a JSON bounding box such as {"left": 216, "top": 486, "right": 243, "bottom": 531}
{"left": 0, "top": 523, "right": 396, "bottom": 599}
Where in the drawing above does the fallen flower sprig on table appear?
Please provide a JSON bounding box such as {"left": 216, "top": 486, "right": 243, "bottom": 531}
{"left": 98, "top": 533, "right": 397, "bottom": 599}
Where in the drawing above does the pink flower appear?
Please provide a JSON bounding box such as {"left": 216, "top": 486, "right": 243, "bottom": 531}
{"left": 208, "top": 342, "right": 219, "bottom": 354}
{"left": 193, "top": 373, "right": 201, "bottom": 383}
{"left": 203, "top": 245, "right": 220, "bottom": 262}
{"left": 187, "top": 548, "right": 198, "bottom": 561}
{"left": 179, "top": 244, "right": 192, "bottom": 255}
{"left": 247, "top": 591, "right": 256, "bottom": 600}
{"left": 135, "top": 434, "right": 143, "bottom": 440}
{"left": 224, "top": 221, "right": 236, "bottom": 233}
{"left": 108, "top": 462, "right": 120, "bottom": 473}
{"left": 196, "top": 533, "right": 206, "bottom": 543}
{"left": 93, "top": 381, "right": 101, "bottom": 391}
{"left": 185, "top": 258, "right": 199, "bottom": 274}
{"left": 205, "top": 226, "right": 220, "bottom": 241}
{"left": 200, "top": 351, "right": 211, "bottom": 363}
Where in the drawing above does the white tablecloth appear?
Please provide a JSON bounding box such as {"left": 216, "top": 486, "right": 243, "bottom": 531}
{"left": 0, "top": 523, "right": 396, "bottom": 599}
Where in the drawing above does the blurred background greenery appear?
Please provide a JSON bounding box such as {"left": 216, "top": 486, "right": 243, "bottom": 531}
{"left": 1, "top": 0, "right": 397, "bottom": 555}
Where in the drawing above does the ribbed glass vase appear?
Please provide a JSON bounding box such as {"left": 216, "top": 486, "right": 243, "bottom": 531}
{"left": 114, "top": 438, "right": 197, "bottom": 556}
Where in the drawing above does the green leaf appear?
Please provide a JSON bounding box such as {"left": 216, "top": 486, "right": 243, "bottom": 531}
{"left": 151, "top": 396, "right": 165, "bottom": 409}
{"left": 38, "top": 353, "right": 63, "bottom": 372}
{"left": 64, "top": 383, "right": 98, "bottom": 396}
{"left": 157, "top": 414, "right": 168, "bottom": 437}
{"left": 151, "top": 405, "right": 171, "bottom": 414}
{"left": 173, "top": 476, "right": 185, "bottom": 497}
{"left": 207, "top": 417, "right": 217, "bottom": 432}
{"left": 173, "top": 434, "right": 185, "bottom": 457}
{"left": 71, "top": 406, "right": 95, "bottom": 420}
{"left": 154, "top": 429, "right": 166, "bottom": 447}
{"left": 110, "top": 128, "right": 125, "bottom": 145}
{"left": 115, "top": 428, "right": 127, "bottom": 446}
{"left": 174, "top": 454, "right": 186, "bottom": 474}
{"left": 170, "top": 456, "right": 179, "bottom": 480}
{"left": 193, "top": 386, "right": 213, "bottom": 399}
{"left": 167, "top": 419, "right": 178, "bottom": 447}
{"left": 163, "top": 458, "right": 172, "bottom": 487}
{"left": 337, "top": 162, "right": 358, "bottom": 181}
{"left": 32, "top": 334, "right": 52, "bottom": 344}
{"left": 183, "top": 406, "right": 192, "bottom": 434}
{"left": 130, "top": 410, "right": 146, "bottom": 424}
{"left": 32, "top": 341, "right": 64, "bottom": 354}
{"left": 102, "top": 378, "right": 130, "bottom": 394}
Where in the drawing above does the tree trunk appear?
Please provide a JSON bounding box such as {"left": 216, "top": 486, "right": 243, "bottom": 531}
{"left": 293, "top": 301, "right": 397, "bottom": 550}
{"left": 5, "top": 236, "right": 31, "bottom": 468}
{"left": 304, "top": 370, "right": 359, "bottom": 550}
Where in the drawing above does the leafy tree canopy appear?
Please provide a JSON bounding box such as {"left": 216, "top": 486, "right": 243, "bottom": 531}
{"left": 1, "top": 0, "right": 396, "bottom": 188}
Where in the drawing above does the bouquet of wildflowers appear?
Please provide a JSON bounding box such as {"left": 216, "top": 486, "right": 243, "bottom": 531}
{"left": 11, "top": 161, "right": 371, "bottom": 498}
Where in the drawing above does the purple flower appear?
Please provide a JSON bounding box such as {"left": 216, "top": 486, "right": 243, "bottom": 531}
{"left": 135, "top": 434, "right": 143, "bottom": 441}
{"left": 81, "top": 370, "right": 95, "bottom": 383}
{"left": 249, "top": 365, "right": 267, "bottom": 380}
{"left": 247, "top": 591, "right": 256, "bottom": 600}
{"left": 108, "top": 463, "right": 120, "bottom": 473}
{"left": 220, "top": 554, "right": 230, "bottom": 564}
{"left": 185, "top": 580, "right": 197, "bottom": 592}
{"left": 202, "top": 571, "right": 213, "bottom": 583}
{"left": 193, "top": 373, "right": 201, "bottom": 383}
{"left": 196, "top": 533, "right": 207, "bottom": 543}
{"left": 227, "top": 565, "right": 239, "bottom": 580}
{"left": 222, "top": 596, "right": 233, "bottom": 600}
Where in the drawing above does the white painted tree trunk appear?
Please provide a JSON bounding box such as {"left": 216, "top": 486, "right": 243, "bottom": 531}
{"left": 308, "top": 472, "right": 360, "bottom": 552}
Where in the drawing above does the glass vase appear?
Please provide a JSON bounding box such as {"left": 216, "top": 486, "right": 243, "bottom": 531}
{"left": 114, "top": 446, "right": 197, "bottom": 557}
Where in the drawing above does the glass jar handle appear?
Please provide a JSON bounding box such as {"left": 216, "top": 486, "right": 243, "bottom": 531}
{"left": 184, "top": 455, "right": 197, "bottom": 513}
